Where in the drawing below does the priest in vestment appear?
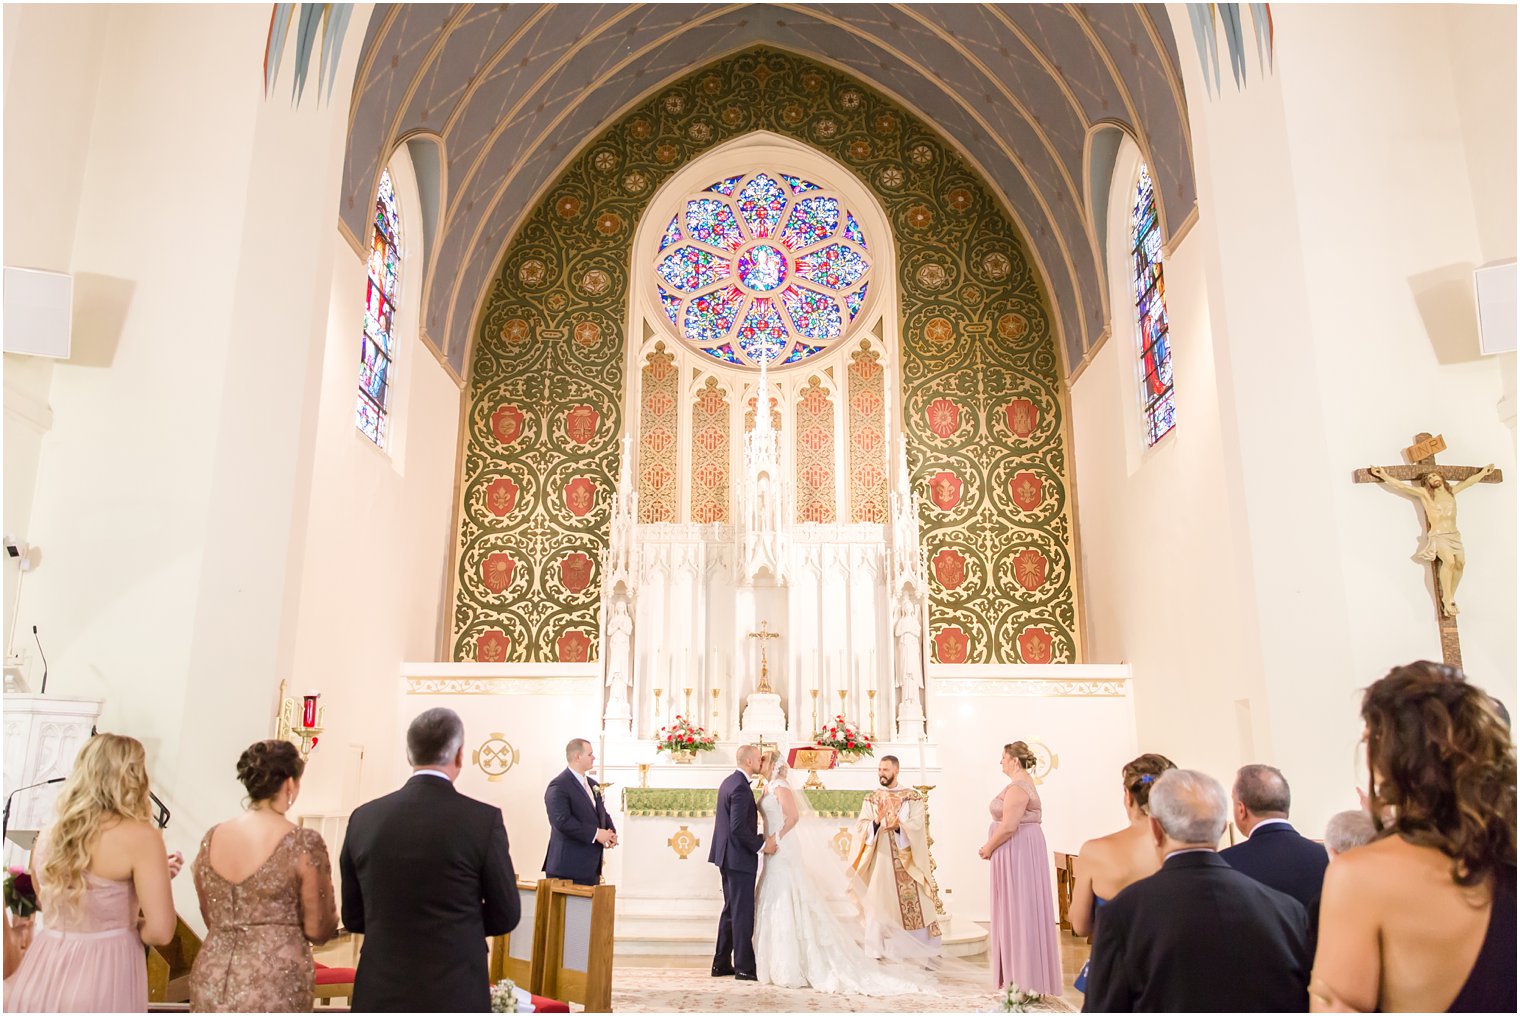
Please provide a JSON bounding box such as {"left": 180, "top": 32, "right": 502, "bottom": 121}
{"left": 849, "top": 755, "right": 942, "bottom": 957}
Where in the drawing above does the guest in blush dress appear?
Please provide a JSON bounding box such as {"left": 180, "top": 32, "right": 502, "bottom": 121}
{"left": 5, "top": 734, "right": 181, "bottom": 1013}
{"left": 189, "top": 739, "right": 338, "bottom": 1012}
{"left": 978, "top": 740, "right": 1063, "bottom": 995}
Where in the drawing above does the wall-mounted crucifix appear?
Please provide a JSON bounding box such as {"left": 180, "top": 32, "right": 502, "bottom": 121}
{"left": 1354, "top": 433, "right": 1502, "bottom": 669}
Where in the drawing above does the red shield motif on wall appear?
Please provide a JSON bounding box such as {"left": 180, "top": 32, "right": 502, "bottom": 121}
{"left": 1013, "top": 549, "right": 1049, "bottom": 591}
{"left": 560, "top": 552, "right": 593, "bottom": 594}
{"left": 1017, "top": 626, "right": 1053, "bottom": 664}
{"left": 565, "top": 404, "right": 600, "bottom": 445}
{"left": 475, "top": 628, "right": 511, "bottom": 663}
{"left": 925, "top": 398, "right": 961, "bottom": 439}
{"left": 1010, "top": 471, "right": 1044, "bottom": 511}
{"left": 1004, "top": 398, "right": 1039, "bottom": 438}
{"left": 932, "top": 548, "right": 968, "bottom": 591}
{"left": 557, "top": 630, "right": 591, "bottom": 663}
{"left": 564, "top": 477, "right": 597, "bottom": 517}
{"left": 490, "top": 404, "right": 524, "bottom": 446}
{"left": 928, "top": 470, "right": 963, "bottom": 511}
{"left": 481, "top": 553, "right": 516, "bottom": 594}
{"left": 933, "top": 627, "right": 970, "bottom": 664}
{"left": 484, "top": 477, "right": 520, "bottom": 517}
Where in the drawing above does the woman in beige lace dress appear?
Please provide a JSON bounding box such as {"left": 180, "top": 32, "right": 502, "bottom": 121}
{"left": 189, "top": 739, "right": 338, "bottom": 1012}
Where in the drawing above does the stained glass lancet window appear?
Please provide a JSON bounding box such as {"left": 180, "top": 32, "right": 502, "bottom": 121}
{"left": 1132, "top": 163, "right": 1174, "bottom": 446}
{"left": 653, "top": 172, "right": 871, "bottom": 367}
{"left": 357, "top": 169, "right": 401, "bottom": 446}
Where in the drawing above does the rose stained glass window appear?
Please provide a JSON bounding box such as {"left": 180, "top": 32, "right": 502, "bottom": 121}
{"left": 357, "top": 168, "right": 401, "bottom": 447}
{"left": 1132, "top": 164, "right": 1174, "bottom": 446}
{"left": 654, "top": 172, "right": 872, "bottom": 366}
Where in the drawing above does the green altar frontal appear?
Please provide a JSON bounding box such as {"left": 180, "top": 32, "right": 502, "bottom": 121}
{"left": 621, "top": 787, "right": 869, "bottom": 819}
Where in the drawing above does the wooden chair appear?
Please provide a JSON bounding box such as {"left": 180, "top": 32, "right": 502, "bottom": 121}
{"left": 1053, "top": 852, "right": 1076, "bottom": 934}
{"left": 489, "top": 878, "right": 548, "bottom": 989}
{"left": 146, "top": 917, "right": 201, "bottom": 1003}
{"left": 534, "top": 879, "right": 615, "bottom": 1013}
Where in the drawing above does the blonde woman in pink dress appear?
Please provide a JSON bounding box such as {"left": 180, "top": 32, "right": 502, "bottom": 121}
{"left": 978, "top": 740, "right": 1063, "bottom": 995}
{"left": 5, "top": 734, "right": 181, "bottom": 1013}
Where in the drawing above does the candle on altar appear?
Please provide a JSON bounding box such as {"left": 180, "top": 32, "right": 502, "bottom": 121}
{"left": 918, "top": 736, "right": 928, "bottom": 785}
{"left": 301, "top": 692, "right": 320, "bottom": 729}
{"left": 598, "top": 733, "right": 606, "bottom": 784}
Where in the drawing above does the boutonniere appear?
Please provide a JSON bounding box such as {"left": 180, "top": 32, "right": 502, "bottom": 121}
{"left": 591, "top": 783, "right": 604, "bottom": 798}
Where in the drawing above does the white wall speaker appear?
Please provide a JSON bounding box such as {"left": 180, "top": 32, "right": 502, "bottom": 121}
{"left": 3, "top": 267, "right": 73, "bottom": 359}
{"left": 1475, "top": 260, "right": 1517, "bottom": 356}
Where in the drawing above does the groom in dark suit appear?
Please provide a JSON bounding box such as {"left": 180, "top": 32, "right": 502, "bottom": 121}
{"left": 341, "top": 708, "right": 520, "bottom": 1012}
{"left": 708, "top": 744, "right": 774, "bottom": 980}
{"left": 544, "top": 738, "right": 617, "bottom": 885}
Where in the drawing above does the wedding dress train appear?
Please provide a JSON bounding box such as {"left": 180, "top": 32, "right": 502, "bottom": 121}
{"left": 752, "top": 776, "right": 928, "bottom": 995}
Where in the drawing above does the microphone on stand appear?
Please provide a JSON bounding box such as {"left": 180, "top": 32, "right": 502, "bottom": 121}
{"left": 33, "top": 626, "right": 47, "bottom": 694}
{"left": 2, "top": 776, "right": 65, "bottom": 842}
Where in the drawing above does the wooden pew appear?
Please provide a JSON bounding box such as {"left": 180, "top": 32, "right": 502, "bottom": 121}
{"left": 1053, "top": 852, "right": 1076, "bottom": 934}
{"left": 534, "top": 879, "right": 615, "bottom": 1013}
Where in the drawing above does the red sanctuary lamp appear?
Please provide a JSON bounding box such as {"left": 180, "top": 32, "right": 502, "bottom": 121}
{"left": 275, "top": 679, "right": 325, "bottom": 759}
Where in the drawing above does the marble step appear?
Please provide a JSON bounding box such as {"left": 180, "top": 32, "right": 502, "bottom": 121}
{"left": 613, "top": 912, "right": 988, "bottom": 958}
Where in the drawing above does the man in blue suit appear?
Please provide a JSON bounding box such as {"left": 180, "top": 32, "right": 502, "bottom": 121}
{"left": 708, "top": 744, "right": 774, "bottom": 980}
{"left": 543, "top": 738, "right": 617, "bottom": 886}
{"left": 1220, "top": 764, "right": 1329, "bottom": 914}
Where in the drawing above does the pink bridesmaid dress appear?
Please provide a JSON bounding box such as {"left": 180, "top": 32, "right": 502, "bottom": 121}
{"left": 988, "top": 782, "right": 1063, "bottom": 995}
{"left": 5, "top": 856, "right": 147, "bottom": 1012}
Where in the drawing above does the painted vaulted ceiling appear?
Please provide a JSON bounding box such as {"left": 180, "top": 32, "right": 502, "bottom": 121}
{"left": 339, "top": 4, "right": 1196, "bottom": 378}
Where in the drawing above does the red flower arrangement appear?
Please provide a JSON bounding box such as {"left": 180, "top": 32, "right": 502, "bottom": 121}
{"left": 813, "top": 714, "right": 873, "bottom": 760}
{"left": 655, "top": 715, "right": 717, "bottom": 754}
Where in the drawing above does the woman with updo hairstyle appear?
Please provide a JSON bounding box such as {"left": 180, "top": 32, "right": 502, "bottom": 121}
{"left": 979, "top": 741, "right": 1062, "bottom": 994}
{"left": 188, "top": 739, "right": 338, "bottom": 1011}
{"left": 1068, "top": 752, "right": 1177, "bottom": 993}
{"left": 5, "top": 733, "right": 181, "bottom": 1012}
{"left": 1312, "top": 662, "right": 1515, "bottom": 1012}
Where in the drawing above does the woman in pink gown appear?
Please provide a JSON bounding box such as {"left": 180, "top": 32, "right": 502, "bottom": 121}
{"left": 5, "top": 734, "right": 180, "bottom": 1013}
{"left": 978, "top": 741, "right": 1063, "bottom": 995}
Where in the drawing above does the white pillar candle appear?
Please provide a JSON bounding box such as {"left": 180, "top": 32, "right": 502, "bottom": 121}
{"left": 918, "top": 736, "right": 928, "bottom": 785}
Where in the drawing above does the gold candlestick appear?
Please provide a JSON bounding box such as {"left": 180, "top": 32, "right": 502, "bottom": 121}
{"left": 711, "top": 688, "right": 721, "bottom": 739}
{"left": 867, "top": 689, "right": 877, "bottom": 741}
{"left": 684, "top": 686, "right": 693, "bottom": 718}
{"left": 810, "top": 689, "right": 819, "bottom": 735}
{"left": 653, "top": 688, "right": 663, "bottom": 728}
{"left": 638, "top": 763, "right": 650, "bottom": 788}
{"left": 838, "top": 688, "right": 848, "bottom": 718}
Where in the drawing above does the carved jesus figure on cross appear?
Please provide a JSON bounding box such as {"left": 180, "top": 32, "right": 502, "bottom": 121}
{"left": 1355, "top": 433, "right": 1502, "bottom": 667}
{"left": 747, "top": 620, "right": 781, "bottom": 695}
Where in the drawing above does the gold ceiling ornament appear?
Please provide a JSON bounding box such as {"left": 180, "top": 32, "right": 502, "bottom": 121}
{"left": 472, "top": 733, "right": 520, "bottom": 781}
{"left": 668, "top": 826, "right": 701, "bottom": 860}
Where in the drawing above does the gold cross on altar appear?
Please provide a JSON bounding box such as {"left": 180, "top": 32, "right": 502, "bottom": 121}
{"left": 747, "top": 621, "right": 781, "bottom": 694}
{"left": 1354, "top": 432, "right": 1502, "bottom": 669}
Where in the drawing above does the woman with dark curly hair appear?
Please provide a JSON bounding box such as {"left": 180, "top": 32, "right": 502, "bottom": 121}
{"left": 1311, "top": 662, "right": 1516, "bottom": 1012}
{"left": 188, "top": 739, "right": 338, "bottom": 1011}
{"left": 1069, "top": 752, "right": 1177, "bottom": 993}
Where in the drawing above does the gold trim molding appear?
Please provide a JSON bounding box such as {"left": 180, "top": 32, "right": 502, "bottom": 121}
{"left": 933, "top": 678, "right": 1129, "bottom": 698}
{"left": 405, "top": 676, "right": 601, "bottom": 696}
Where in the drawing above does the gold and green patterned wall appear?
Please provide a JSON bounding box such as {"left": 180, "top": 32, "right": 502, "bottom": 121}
{"left": 453, "top": 48, "right": 1077, "bottom": 665}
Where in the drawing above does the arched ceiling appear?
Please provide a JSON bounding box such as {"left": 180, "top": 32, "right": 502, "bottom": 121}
{"left": 339, "top": 4, "right": 1196, "bottom": 379}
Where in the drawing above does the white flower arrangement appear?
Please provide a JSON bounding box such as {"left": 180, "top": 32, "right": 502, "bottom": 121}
{"left": 991, "top": 982, "right": 1045, "bottom": 1013}
{"left": 489, "top": 978, "right": 520, "bottom": 1013}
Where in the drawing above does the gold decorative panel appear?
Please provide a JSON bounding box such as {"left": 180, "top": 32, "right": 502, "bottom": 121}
{"left": 453, "top": 49, "right": 1077, "bottom": 663}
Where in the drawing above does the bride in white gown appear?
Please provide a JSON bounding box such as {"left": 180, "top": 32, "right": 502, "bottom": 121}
{"left": 752, "top": 755, "right": 936, "bottom": 995}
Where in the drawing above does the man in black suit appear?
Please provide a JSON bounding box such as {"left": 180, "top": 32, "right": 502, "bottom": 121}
{"left": 1220, "top": 764, "right": 1329, "bottom": 913}
{"left": 340, "top": 708, "right": 520, "bottom": 1012}
{"left": 708, "top": 744, "right": 774, "bottom": 980}
{"left": 1083, "top": 769, "right": 1310, "bottom": 1013}
{"left": 544, "top": 738, "right": 617, "bottom": 885}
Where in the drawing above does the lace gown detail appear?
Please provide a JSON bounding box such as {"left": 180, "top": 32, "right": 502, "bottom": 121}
{"left": 189, "top": 826, "right": 337, "bottom": 1012}
{"left": 752, "top": 789, "right": 925, "bottom": 995}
